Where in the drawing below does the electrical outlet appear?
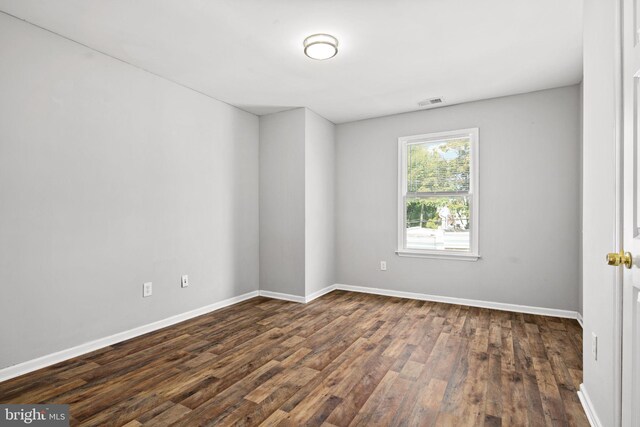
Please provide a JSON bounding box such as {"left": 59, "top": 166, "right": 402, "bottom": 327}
{"left": 181, "top": 275, "right": 189, "bottom": 288}
{"left": 143, "top": 282, "right": 153, "bottom": 298}
{"left": 380, "top": 261, "right": 387, "bottom": 271}
{"left": 592, "top": 333, "right": 598, "bottom": 361}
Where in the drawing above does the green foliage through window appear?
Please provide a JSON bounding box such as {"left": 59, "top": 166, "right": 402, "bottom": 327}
{"left": 407, "top": 138, "right": 470, "bottom": 193}
{"left": 406, "top": 138, "right": 471, "bottom": 231}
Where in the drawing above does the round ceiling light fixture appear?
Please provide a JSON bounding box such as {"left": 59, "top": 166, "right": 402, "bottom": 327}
{"left": 303, "top": 33, "right": 338, "bottom": 60}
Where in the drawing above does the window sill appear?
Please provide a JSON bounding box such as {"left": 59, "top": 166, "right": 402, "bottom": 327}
{"left": 395, "top": 250, "right": 480, "bottom": 261}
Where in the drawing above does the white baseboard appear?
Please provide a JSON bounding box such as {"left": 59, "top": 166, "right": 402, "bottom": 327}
{"left": 304, "top": 285, "right": 337, "bottom": 303}
{"left": 259, "top": 284, "right": 579, "bottom": 320}
{"left": 0, "top": 291, "right": 259, "bottom": 383}
{"left": 333, "top": 284, "right": 580, "bottom": 320}
{"left": 258, "top": 290, "right": 306, "bottom": 303}
{"left": 257, "top": 286, "right": 337, "bottom": 304}
{"left": 578, "top": 383, "right": 602, "bottom": 427}
{"left": 576, "top": 312, "right": 584, "bottom": 328}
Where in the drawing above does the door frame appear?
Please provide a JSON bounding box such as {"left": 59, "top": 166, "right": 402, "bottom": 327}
{"left": 614, "top": 0, "right": 624, "bottom": 424}
{"left": 578, "top": 0, "right": 625, "bottom": 422}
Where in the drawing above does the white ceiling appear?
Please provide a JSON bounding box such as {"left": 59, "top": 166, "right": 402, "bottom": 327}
{"left": 0, "top": 0, "right": 583, "bottom": 123}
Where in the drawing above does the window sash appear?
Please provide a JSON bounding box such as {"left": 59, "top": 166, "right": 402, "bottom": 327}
{"left": 402, "top": 194, "right": 474, "bottom": 252}
{"left": 405, "top": 190, "right": 470, "bottom": 198}
{"left": 397, "top": 128, "right": 479, "bottom": 259}
{"left": 406, "top": 137, "right": 471, "bottom": 194}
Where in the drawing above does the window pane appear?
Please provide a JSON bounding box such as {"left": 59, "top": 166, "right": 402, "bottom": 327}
{"left": 407, "top": 137, "right": 470, "bottom": 193}
{"left": 405, "top": 196, "right": 471, "bottom": 251}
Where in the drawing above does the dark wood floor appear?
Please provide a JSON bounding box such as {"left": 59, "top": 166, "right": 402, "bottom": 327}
{"left": 0, "top": 291, "right": 588, "bottom": 426}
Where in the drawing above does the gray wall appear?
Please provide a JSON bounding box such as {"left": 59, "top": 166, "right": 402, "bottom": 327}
{"left": 0, "top": 14, "right": 259, "bottom": 369}
{"left": 305, "top": 109, "right": 336, "bottom": 296}
{"left": 259, "top": 108, "right": 336, "bottom": 298}
{"left": 259, "top": 108, "right": 306, "bottom": 297}
{"left": 578, "top": 81, "right": 584, "bottom": 318}
{"left": 336, "top": 85, "right": 581, "bottom": 311}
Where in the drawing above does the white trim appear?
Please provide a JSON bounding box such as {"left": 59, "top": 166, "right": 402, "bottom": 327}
{"left": 304, "top": 285, "right": 337, "bottom": 303}
{"left": 258, "top": 287, "right": 337, "bottom": 304}
{"left": 613, "top": 0, "right": 625, "bottom": 424}
{"left": 333, "top": 284, "right": 579, "bottom": 319}
{"left": 0, "top": 291, "right": 259, "bottom": 382}
{"left": 258, "top": 290, "right": 306, "bottom": 303}
{"left": 260, "top": 284, "right": 580, "bottom": 319}
{"left": 397, "top": 128, "right": 480, "bottom": 260}
{"left": 578, "top": 383, "right": 603, "bottom": 427}
{"left": 576, "top": 312, "right": 584, "bottom": 328}
{"left": 395, "top": 250, "right": 480, "bottom": 261}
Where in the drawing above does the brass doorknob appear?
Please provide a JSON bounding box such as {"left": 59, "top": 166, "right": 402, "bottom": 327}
{"left": 606, "top": 251, "right": 633, "bottom": 269}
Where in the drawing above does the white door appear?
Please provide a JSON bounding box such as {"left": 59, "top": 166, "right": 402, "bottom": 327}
{"left": 621, "top": 0, "right": 640, "bottom": 424}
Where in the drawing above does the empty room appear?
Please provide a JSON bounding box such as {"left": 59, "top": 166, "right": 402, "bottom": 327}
{"left": 0, "top": 0, "right": 637, "bottom": 426}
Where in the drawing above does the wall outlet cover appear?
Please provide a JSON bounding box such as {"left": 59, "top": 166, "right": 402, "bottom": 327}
{"left": 143, "top": 282, "right": 153, "bottom": 298}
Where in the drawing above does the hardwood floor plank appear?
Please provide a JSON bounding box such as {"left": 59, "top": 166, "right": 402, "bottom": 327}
{"left": 78, "top": 391, "right": 164, "bottom": 427}
{"left": 135, "top": 401, "right": 175, "bottom": 424}
{"left": 143, "top": 403, "right": 191, "bottom": 426}
{"left": 257, "top": 409, "right": 289, "bottom": 426}
{"left": 420, "top": 378, "right": 451, "bottom": 426}
{"left": 324, "top": 352, "right": 394, "bottom": 425}
{"left": 532, "top": 356, "right": 568, "bottom": 426}
{"left": 348, "top": 370, "right": 399, "bottom": 427}
{"left": 484, "top": 353, "right": 503, "bottom": 421}
{"left": 245, "top": 366, "right": 319, "bottom": 404}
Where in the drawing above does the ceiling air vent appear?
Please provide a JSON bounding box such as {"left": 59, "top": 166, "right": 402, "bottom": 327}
{"left": 418, "top": 97, "right": 444, "bottom": 107}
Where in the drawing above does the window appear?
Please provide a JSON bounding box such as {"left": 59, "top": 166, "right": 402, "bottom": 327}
{"left": 397, "top": 128, "right": 479, "bottom": 260}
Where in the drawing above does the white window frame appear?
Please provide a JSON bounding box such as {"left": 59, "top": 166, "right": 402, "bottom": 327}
{"left": 396, "top": 128, "right": 480, "bottom": 261}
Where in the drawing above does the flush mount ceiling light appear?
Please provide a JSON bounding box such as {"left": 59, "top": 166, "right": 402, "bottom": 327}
{"left": 303, "top": 34, "right": 338, "bottom": 60}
